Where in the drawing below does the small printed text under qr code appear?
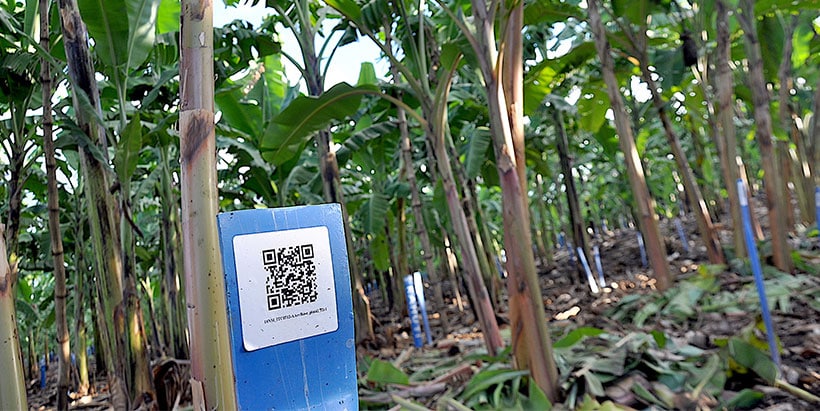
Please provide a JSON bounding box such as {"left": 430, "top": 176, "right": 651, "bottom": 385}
{"left": 262, "top": 244, "right": 318, "bottom": 310}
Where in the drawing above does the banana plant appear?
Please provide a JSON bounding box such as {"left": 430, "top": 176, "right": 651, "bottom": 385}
{"left": 552, "top": 106, "right": 594, "bottom": 281}
{"left": 0, "top": 226, "right": 26, "bottom": 411}
{"left": 66, "top": 174, "right": 92, "bottom": 396}
{"left": 392, "top": 68, "right": 451, "bottom": 330}
{"left": 77, "top": 0, "right": 159, "bottom": 130}
{"left": 77, "top": 0, "right": 165, "bottom": 399}
{"left": 441, "top": 92, "right": 505, "bottom": 307}
{"left": 178, "top": 0, "right": 238, "bottom": 408}
{"left": 212, "top": 22, "right": 289, "bottom": 207}
{"left": 0, "top": 6, "right": 39, "bottom": 265}
{"left": 431, "top": 0, "right": 562, "bottom": 397}
{"left": 57, "top": 0, "right": 140, "bottom": 406}
{"left": 233, "top": 0, "right": 384, "bottom": 341}
{"left": 736, "top": 0, "right": 792, "bottom": 272}
{"left": 342, "top": 110, "right": 403, "bottom": 310}
{"left": 38, "top": 1, "right": 72, "bottom": 407}
{"left": 600, "top": 0, "right": 725, "bottom": 264}
{"left": 587, "top": 0, "right": 672, "bottom": 295}
{"left": 325, "top": 0, "right": 505, "bottom": 356}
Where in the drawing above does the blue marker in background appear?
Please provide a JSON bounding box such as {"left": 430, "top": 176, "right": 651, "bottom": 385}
{"left": 39, "top": 356, "right": 46, "bottom": 389}
{"left": 577, "top": 247, "right": 599, "bottom": 294}
{"left": 217, "top": 205, "right": 357, "bottom": 410}
{"left": 815, "top": 186, "right": 819, "bottom": 243}
{"left": 737, "top": 180, "right": 781, "bottom": 369}
{"left": 636, "top": 232, "right": 648, "bottom": 267}
{"left": 675, "top": 218, "right": 690, "bottom": 253}
{"left": 413, "top": 271, "right": 433, "bottom": 346}
{"left": 404, "top": 275, "right": 424, "bottom": 347}
{"left": 593, "top": 245, "right": 606, "bottom": 289}
{"left": 494, "top": 256, "right": 506, "bottom": 279}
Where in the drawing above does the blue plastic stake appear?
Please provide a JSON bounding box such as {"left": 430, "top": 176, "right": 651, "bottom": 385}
{"left": 404, "top": 275, "right": 424, "bottom": 347}
{"left": 412, "top": 271, "right": 433, "bottom": 346}
{"left": 815, "top": 186, "right": 820, "bottom": 242}
{"left": 558, "top": 232, "right": 566, "bottom": 247}
{"left": 217, "top": 205, "right": 358, "bottom": 410}
{"left": 636, "top": 232, "right": 648, "bottom": 267}
{"left": 674, "top": 218, "right": 690, "bottom": 253}
{"left": 737, "top": 180, "right": 781, "bottom": 369}
{"left": 39, "top": 356, "right": 46, "bottom": 389}
{"left": 593, "top": 245, "right": 606, "bottom": 289}
{"left": 577, "top": 247, "right": 600, "bottom": 294}
{"left": 494, "top": 256, "right": 506, "bottom": 279}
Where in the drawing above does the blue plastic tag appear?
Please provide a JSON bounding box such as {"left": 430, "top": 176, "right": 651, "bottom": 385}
{"left": 217, "top": 204, "right": 358, "bottom": 410}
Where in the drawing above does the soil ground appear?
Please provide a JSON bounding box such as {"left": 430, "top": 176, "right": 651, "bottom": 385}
{"left": 25, "top": 199, "right": 820, "bottom": 410}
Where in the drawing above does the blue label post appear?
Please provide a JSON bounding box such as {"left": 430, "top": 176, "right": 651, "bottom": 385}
{"left": 815, "top": 186, "right": 819, "bottom": 243}
{"left": 636, "top": 232, "right": 648, "bottom": 268}
{"left": 593, "top": 245, "right": 606, "bottom": 289}
{"left": 403, "top": 275, "right": 424, "bottom": 348}
{"left": 737, "top": 180, "right": 781, "bottom": 369}
{"left": 412, "top": 272, "right": 433, "bottom": 346}
{"left": 217, "top": 204, "right": 358, "bottom": 410}
{"left": 577, "top": 247, "right": 599, "bottom": 294}
{"left": 674, "top": 218, "right": 690, "bottom": 253}
{"left": 39, "top": 356, "right": 46, "bottom": 389}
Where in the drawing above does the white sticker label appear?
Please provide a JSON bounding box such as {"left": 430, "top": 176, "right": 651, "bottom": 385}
{"left": 737, "top": 181, "right": 748, "bottom": 207}
{"left": 233, "top": 226, "right": 338, "bottom": 351}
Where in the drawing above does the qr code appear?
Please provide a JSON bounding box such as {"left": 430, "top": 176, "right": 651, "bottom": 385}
{"left": 262, "top": 244, "right": 318, "bottom": 310}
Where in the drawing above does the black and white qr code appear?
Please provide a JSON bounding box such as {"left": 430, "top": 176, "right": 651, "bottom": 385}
{"left": 262, "top": 244, "right": 318, "bottom": 310}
